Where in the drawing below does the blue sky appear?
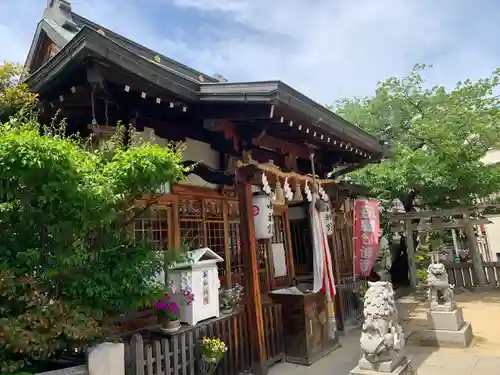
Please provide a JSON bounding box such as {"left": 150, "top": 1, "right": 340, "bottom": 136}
{"left": 1, "top": 0, "right": 500, "bottom": 104}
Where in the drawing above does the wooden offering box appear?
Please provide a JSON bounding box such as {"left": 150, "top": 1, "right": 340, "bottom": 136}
{"left": 269, "top": 288, "right": 340, "bottom": 365}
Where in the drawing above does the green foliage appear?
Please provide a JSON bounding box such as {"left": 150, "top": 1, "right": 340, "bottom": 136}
{"left": 333, "top": 64, "right": 500, "bottom": 209}
{"left": 0, "top": 62, "right": 189, "bottom": 371}
{"left": 414, "top": 231, "right": 447, "bottom": 280}
{"left": 0, "top": 270, "right": 101, "bottom": 373}
{"left": 416, "top": 268, "right": 428, "bottom": 283}
{"left": 0, "top": 62, "right": 38, "bottom": 123}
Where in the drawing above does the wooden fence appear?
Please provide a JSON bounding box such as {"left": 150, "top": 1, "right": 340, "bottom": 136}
{"left": 336, "top": 276, "right": 365, "bottom": 325}
{"left": 124, "top": 304, "right": 284, "bottom": 375}
{"left": 445, "top": 262, "right": 500, "bottom": 289}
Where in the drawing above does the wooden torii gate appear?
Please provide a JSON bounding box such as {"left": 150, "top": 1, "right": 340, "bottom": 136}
{"left": 386, "top": 207, "right": 492, "bottom": 287}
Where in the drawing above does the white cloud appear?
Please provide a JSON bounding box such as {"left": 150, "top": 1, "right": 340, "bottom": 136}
{"left": 169, "top": 0, "right": 499, "bottom": 102}
{"left": 0, "top": 0, "right": 499, "bottom": 104}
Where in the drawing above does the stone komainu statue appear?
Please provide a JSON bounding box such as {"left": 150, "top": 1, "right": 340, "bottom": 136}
{"left": 360, "top": 281, "right": 405, "bottom": 363}
{"left": 427, "top": 262, "right": 454, "bottom": 308}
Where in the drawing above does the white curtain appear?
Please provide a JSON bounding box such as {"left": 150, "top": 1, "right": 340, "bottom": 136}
{"left": 310, "top": 197, "right": 336, "bottom": 297}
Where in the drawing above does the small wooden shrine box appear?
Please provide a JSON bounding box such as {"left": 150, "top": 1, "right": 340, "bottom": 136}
{"left": 269, "top": 288, "right": 340, "bottom": 365}
{"left": 168, "top": 247, "right": 223, "bottom": 326}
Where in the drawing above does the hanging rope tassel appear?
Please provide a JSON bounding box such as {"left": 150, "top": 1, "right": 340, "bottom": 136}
{"left": 318, "top": 207, "right": 337, "bottom": 339}
{"left": 309, "top": 151, "right": 337, "bottom": 340}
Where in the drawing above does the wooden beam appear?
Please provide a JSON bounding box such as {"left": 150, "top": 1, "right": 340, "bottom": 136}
{"left": 236, "top": 163, "right": 339, "bottom": 189}
{"left": 392, "top": 218, "right": 493, "bottom": 232}
{"left": 235, "top": 166, "right": 267, "bottom": 375}
{"left": 386, "top": 207, "right": 478, "bottom": 220}
{"left": 198, "top": 102, "right": 274, "bottom": 121}
{"left": 253, "top": 134, "right": 311, "bottom": 159}
{"left": 171, "top": 184, "right": 233, "bottom": 198}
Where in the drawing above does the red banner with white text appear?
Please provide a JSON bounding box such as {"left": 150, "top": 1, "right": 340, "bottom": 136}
{"left": 353, "top": 199, "right": 380, "bottom": 277}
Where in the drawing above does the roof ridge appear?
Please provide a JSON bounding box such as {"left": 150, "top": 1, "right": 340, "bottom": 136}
{"left": 43, "top": 0, "right": 79, "bottom": 33}
{"left": 70, "top": 12, "right": 218, "bottom": 83}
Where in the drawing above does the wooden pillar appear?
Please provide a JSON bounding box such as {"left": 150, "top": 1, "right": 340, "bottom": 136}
{"left": 283, "top": 210, "right": 296, "bottom": 286}
{"left": 171, "top": 198, "right": 181, "bottom": 249}
{"left": 451, "top": 229, "right": 460, "bottom": 259}
{"left": 404, "top": 220, "right": 418, "bottom": 286}
{"left": 328, "top": 236, "right": 344, "bottom": 331}
{"left": 463, "top": 213, "right": 487, "bottom": 286}
{"left": 236, "top": 170, "right": 267, "bottom": 375}
{"left": 222, "top": 200, "right": 232, "bottom": 288}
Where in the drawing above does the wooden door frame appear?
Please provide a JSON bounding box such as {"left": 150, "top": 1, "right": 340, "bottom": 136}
{"left": 270, "top": 205, "right": 296, "bottom": 288}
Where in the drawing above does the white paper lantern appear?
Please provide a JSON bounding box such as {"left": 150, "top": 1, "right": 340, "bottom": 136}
{"left": 252, "top": 193, "right": 274, "bottom": 239}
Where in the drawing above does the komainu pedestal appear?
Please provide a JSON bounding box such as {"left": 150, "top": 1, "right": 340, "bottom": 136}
{"left": 350, "top": 282, "right": 414, "bottom": 375}
{"left": 419, "top": 263, "right": 473, "bottom": 347}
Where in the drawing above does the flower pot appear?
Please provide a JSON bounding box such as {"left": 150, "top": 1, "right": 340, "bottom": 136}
{"left": 161, "top": 319, "right": 181, "bottom": 333}
{"left": 200, "top": 355, "right": 220, "bottom": 375}
{"left": 220, "top": 307, "right": 233, "bottom": 315}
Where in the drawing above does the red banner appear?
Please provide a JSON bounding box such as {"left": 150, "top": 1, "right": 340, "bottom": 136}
{"left": 353, "top": 199, "right": 380, "bottom": 277}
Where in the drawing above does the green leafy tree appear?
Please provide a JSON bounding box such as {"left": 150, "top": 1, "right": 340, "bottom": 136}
{"left": 332, "top": 64, "right": 500, "bottom": 286}
{"left": 334, "top": 64, "right": 500, "bottom": 210}
{"left": 0, "top": 62, "right": 189, "bottom": 372}
{"left": 0, "top": 62, "right": 38, "bottom": 123}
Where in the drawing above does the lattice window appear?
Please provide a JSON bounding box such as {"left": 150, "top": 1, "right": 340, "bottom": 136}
{"left": 133, "top": 207, "right": 170, "bottom": 284}
{"left": 272, "top": 215, "right": 286, "bottom": 244}
{"left": 176, "top": 196, "right": 291, "bottom": 292}
{"left": 204, "top": 199, "right": 226, "bottom": 280}
{"left": 133, "top": 207, "right": 170, "bottom": 250}
{"left": 257, "top": 241, "right": 270, "bottom": 293}
{"left": 179, "top": 198, "right": 203, "bottom": 219}
{"left": 179, "top": 198, "right": 204, "bottom": 247}
{"left": 206, "top": 220, "right": 225, "bottom": 260}
{"left": 179, "top": 198, "right": 227, "bottom": 280}
{"left": 228, "top": 201, "right": 243, "bottom": 286}
{"left": 180, "top": 220, "right": 205, "bottom": 248}
{"left": 205, "top": 199, "right": 223, "bottom": 220}
{"left": 290, "top": 218, "right": 313, "bottom": 275}
{"left": 204, "top": 199, "right": 225, "bottom": 263}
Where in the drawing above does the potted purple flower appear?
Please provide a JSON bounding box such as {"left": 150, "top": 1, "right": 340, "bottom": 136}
{"left": 156, "top": 295, "right": 181, "bottom": 332}
{"left": 181, "top": 287, "right": 195, "bottom": 306}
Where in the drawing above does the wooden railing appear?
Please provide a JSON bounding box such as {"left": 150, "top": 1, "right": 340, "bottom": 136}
{"left": 445, "top": 262, "right": 500, "bottom": 289}
{"left": 124, "top": 304, "right": 284, "bottom": 375}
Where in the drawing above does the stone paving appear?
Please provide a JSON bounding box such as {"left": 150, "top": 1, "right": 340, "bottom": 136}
{"left": 269, "top": 289, "right": 500, "bottom": 375}
{"left": 268, "top": 330, "right": 500, "bottom": 375}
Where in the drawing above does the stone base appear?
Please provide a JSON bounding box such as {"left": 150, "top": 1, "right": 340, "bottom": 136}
{"left": 358, "top": 352, "right": 405, "bottom": 372}
{"left": 350, "top": 356, "right": 413, "bottom": 375}
{"left": 427, "top": 307, "right": 464, "bottom": 330}
{"left": 420, "top": 321, "right": 473, "bottom": 348}
{"left": 429, "top": 302, "right": 456, "bottom": 312}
